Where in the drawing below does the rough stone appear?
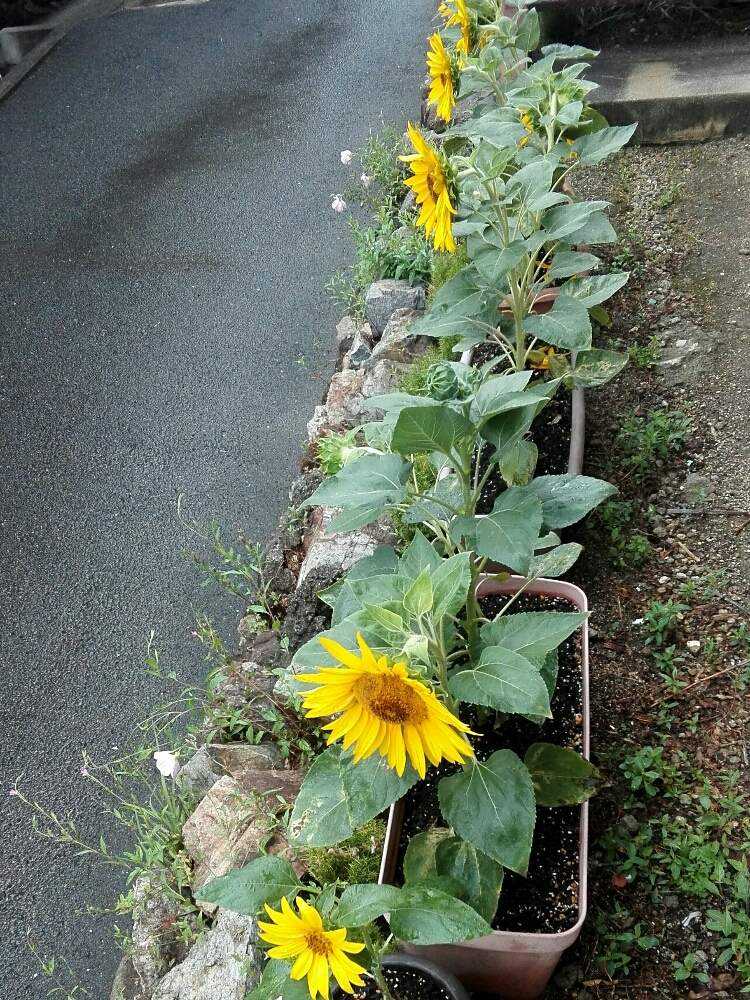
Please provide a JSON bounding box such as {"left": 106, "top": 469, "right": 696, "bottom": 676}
{"left": 361, "top": 359, "right": 412, "bottom": 399}
{"left": 177, "top": 747, "right": 220, "bottom": 799}
{"left": 306, "top": 369, "right": 367, "bottom": 443}
{"left": 110, "top": 956, "right": 142, "bottom": 1000}
{"left": 182, "top": 770, "right": 302, "bottom": 913}
{"left": 280, "top": 509, "right": 396, "bottom": 655}
{"left": 364, "top": 280, "right": 426, "bottom": 338}
{"left": 682, "top": 472, "right": 711, "bottom": 505}
{"left": 209, "top": 631, "right": 290, "bottom": 727}
{"left": 129, "top": 878, "right": 187, "bottom": 996}
{"left": 367, "top": 308, "right": 431, "bottom": 367}
{"left": 289, "top": 469, "right": 325, "bottom": 509}
{"left": 208, "top": 741, "right": 280, "bottom": 776}
{"left": 151, "top": 910, "right": 261, "bottom": 1000}
{"left": 342, "top": 332, "right": 372, "bottom": 370}
{"left": 263, "top": 534, "right": 296, "bottom": 594}
{"left": 336, "top": 315, "right": 373, "bottom": 353}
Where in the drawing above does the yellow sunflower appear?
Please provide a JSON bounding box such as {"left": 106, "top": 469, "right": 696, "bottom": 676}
{"left": 400, "top": 123, "right": 457, "bottom": 254}
{"left": 518, "top": 108, "right": 534, "bottom": 148}
{"left": 426, "top": 31, "right": 456, "bottom": 123}
{"left": 438, "top": 0, "right": 472, "bottom": 56}
{"left": 298, "top": 632, "right": 474, "bottom": 779}
{"left": 259, "top": 895, "right": 366, "bottom": 1000}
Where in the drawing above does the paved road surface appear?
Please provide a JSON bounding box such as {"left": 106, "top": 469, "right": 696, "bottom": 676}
{"left": 0, "top": 1, "right": 431, "bottom": 994}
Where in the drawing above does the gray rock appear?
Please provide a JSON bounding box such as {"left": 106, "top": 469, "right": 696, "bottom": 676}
{"left": 367, "top": 308, "right": 430, "bottom": 366}
{"left": 281, "top": 563, "right": 341, "bottom": 654}
{"left": 263, "top": 534, "right": 295, "bottom": 594}
{"left": 207, "top": 631, "right": 291, "bottom": 730}
{"left": 277, "top": 505, "right": 305, "bottom": 551}
{"left": 361, "top": 359, "right": 411, "bottom": 399}
{"left": 364, "top": 280, "right": 426, "bottom": 338}
{"left": 110, "top": 956, "right": 142, "bottom": 1000}
{"left": 306, "top": 369, "right": 367, "bottom": 443}
{"left": 336, "top": 316, "right": 373, "bottom": 353}
{"left": 129, "top": 878, "right": 188, "bottom": 997}
{"left": 682, "top": 473, "right": 711, "bottom": 505}
{"left": 342, "top": 332, "right": 372, "bottom": 370}
{"left": 208, "top": 741, "right": 280, "bottom": 776}
{"left": 296, "top": 507, "right": 381, "bottom": 587}
{"left": 151, "top": 910, "right": 261, "bottom": 1000}
{"left": 178, "top": 747, "right": 220, "bottom": 799}
{"left": 182, "top": 770, "right": 303, "bottom": 913}
{"left": 289, "top": 469, "right": 325, "bottom": 509}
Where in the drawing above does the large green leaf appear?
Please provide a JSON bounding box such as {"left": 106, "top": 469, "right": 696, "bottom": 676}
{"left": 546, "top": 250, "right": 601, "bottom": 280}
{"left": 541, "top": 201, "right": 609, "bottom": 241}
{"left": 524, "top": 294, "right": 592, "bottom": 352}
{"left": 529, "top": 473, "right": 617, "bottom": 529}
{"left": 403, "top": 474, "right": 465, "bottom": 527}
{"left": 525, "top": 743, "right": 599, "bottom": 806}
{"left": 449, "top": 111, "right": 527, "bottom": 148}
{"left": 565, "top": 211, "right": 617, "bottom": 246}
{"left": 391, "top": 404, "right": 474, "bottom": 459}
{"left": 398, "top": 529, "right": 443, "bottom": 577}
{"left": 304, "top": 453, "right": 410, "bottom": 510}
{"left": 481, "top": 610, "right": 586, "bottom": 664}
{"left": 435, "top": 838, "right": 504, "bottom": 924}
{"left": 568, "top": 348, "right": 628, "bottom": 388}
{"left": 335, "top": 884, "right": 401, "bottom": 927}
{"left": 403, "top": 828, "right": 454, "bottom": 884}
{"left": 439, "top": 751, "right": 536, "bottom": 874}
{"left": 403, "top": 567, "right": 434, "bottom": 617}
{"left": 572, "top": 124, "right": 637, "bottom": 164}
{"left": 290, "top": 613, "right": 394, "bottom": 673}
{"left": 475, "top": 487, "right": 542, "bottom": 575}
{"left": 288, "top": 746, "right": 419, "bottom": 847}
{"left": 196, "top": 856, "right": 301, "bottom": 913}
{"left": 469, "top": 371, "right": 535, "bottom": 425}
{"left": 431, "top": 552, "right": 473, "bottom": 620}
{"left": 564, "top": 272, "right": 629, "bottom": 307}
{"left": 387, "top": 886, "right": 492, "bottom": 944}
{"left": 326, "top": 503, "right": 389, "bottom": 534}
{"left": 473, "top": 241, "right": 526, "bottom": 286}
{"left": 528, "top": 541, "right": 583, "bottom": 579}
{"left": 449, "top": 645, "right": 551, "bottom": 717}
{"left": 409, "top": 292, "right": 494, "bottom": 340}
{"left": 428, "top": 266, "right": 481, "bottom": 312}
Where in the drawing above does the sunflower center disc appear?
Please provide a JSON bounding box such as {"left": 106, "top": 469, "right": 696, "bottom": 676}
{"left": 355, "top": 675, "right": 428, "bottom": 725}
{"left": 305, "top": 930, "right": 333, "bottom": 957}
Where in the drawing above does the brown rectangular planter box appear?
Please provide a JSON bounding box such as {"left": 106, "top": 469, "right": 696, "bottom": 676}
{"left": 379, "top": 575, "right": 591, "bottom": 1000}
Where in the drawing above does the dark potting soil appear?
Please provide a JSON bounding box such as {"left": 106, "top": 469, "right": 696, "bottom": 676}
{"left": 344, "top": 966, "right": 453, "bottom": 1000}
{"left": 394, "top": 593, "right": 584, "bottom": 935}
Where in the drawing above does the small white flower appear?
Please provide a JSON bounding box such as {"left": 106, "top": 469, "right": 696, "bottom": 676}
{"left": 340, "top": 149, "right": 353, "bottom": 165}
{"left": 8, "top": 788, "right": 18, "bottom": 797}
{"left": 360, "top": 173, "right": 372, "bottom": 189}
{"left": 153, "top": 751, "right": 181, "bottom": 779}
{"left": 80, "top": 766, "right": 89, "bottom": 777}
{"left": 331, "top": 195, "right": 347, "bottom": 214}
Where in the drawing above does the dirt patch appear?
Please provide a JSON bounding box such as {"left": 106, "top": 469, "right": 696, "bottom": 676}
{"left": 560, "top": 1, "right": 750, "bottom": 49}
{"left": 546, "top": 138, "right": 750, "bottom": 997}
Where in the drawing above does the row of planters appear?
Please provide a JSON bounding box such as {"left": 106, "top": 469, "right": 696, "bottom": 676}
{"left": 195, "top": 3, "right": 639, "bottom": 1000}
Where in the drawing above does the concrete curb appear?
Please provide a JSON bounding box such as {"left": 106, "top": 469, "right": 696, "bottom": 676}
{"left": 0, "top": 0, "right": 121, "bottom": 101}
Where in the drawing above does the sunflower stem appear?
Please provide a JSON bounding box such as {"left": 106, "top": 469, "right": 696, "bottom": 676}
{"left": 363, "top": 929, "right": 395, "bottom": 1000}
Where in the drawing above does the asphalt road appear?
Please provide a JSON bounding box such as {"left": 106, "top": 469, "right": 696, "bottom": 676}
{"left": 0, "top": 1, "right": 431, "bottom": 994}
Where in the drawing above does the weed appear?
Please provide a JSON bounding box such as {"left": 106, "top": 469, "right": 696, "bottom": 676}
{"left": 616, "top": 408, "right": 692, "bottom": 481}
{"left": 628, "top": 335, "right": 660, "bottom": 368}
{"left": 350, "top": 125, "right": 408, "bottom": 213}
{"left": 316, "top": 429, "right": 360, "bottom": 476}
{"left": 596, "top": 499, "right": 652, "bottom": 569}
{"left": 595, "top": 906, "right": 659, "bottom": 976}
{"left": 652, "top": 645, "right": 688, "bottom": 694}
{"left": 673, "top": 951, "right": 710, "bottom": 985}
{"left": 428, "top": 245, "right": 469, "bottom": 299}
{"left": 327, "top": 212, "right": 434, "bottom": 317}
{"left": 657, "top": 180, "right": 685, "bottom": 210}
{"left": 642, "top": 598, "right": 689, "bottom": 647}
{"left": 620, "top": 745, "right": 675, "bottom": 797}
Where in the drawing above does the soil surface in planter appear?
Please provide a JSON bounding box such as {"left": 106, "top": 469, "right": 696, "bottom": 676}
{"left": 343, "top": 966, "right": 453, "bottom": 1000}
{"left": 394, "top": 593, "right": 584, "bottom": 935}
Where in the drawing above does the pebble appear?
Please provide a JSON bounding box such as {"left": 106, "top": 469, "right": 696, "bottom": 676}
{"left": 686, "top": 640, "right": 701, "bottom": 654}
